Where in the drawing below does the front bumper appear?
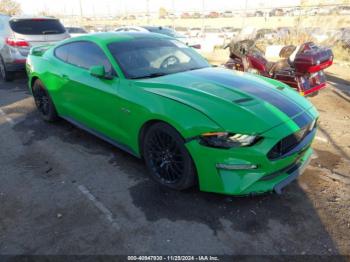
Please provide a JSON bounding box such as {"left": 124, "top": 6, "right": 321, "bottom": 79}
{"left": 273, "top": 152, "right": 311, "bottom": 194}
{"left": 185, "top": 115, "right": 316, "bottom": 196}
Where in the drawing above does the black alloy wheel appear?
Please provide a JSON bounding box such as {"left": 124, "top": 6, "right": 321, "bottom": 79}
{"left": 32, "top": 80, "right": 58, "bottom": 122}
{"left": 143, "top": 122, "right": 196, "bottom": 190}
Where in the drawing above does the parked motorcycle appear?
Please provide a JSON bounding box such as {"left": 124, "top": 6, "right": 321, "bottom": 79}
{"left": 224, "top": 40, "right": 333, "bottom": 96}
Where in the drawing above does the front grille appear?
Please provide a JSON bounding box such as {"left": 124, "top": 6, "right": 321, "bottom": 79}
{"left": 267, "top": 121, "right": 315, "bottom": 160}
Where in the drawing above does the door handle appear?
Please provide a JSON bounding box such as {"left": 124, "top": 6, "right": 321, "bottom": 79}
{"left": 61, "top": 74, "right": 69, "bottom": 79}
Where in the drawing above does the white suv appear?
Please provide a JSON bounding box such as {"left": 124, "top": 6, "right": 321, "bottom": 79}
{"left": 0, "top": 15, "right": 69, "bottom": 81}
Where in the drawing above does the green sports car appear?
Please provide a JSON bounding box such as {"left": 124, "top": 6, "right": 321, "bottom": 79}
{"left": 26, "top": 32, "right": 318, "bottom": 196}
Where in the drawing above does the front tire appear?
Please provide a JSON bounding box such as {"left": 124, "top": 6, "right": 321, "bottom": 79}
{"left": 142, "top": 122, "right": 196, "bottom": 190}
{"left": 32, "top": 79, "right": 58, "bottom": 122}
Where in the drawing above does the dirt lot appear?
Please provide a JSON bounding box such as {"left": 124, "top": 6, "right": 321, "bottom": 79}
{"left": 0, "top": 65, "right": 349, "bottom": 257}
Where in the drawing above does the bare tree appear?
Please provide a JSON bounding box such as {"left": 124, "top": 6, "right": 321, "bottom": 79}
{"left": 0, "top": 0, "right": 21, "bottom": 16}
{"left": 38, "top": 10, "right": 50, "bottom": 17}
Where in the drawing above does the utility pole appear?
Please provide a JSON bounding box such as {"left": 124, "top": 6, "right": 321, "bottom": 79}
{"left": 172, "top": 0, "right": 175, "bottom": 29}
{"left": 201, "top": 0, "right": 205, "bottom": 30}
{"left": 43, "top": 2, "right": 48, "bottom": 16}
{"left": 79, "top": 0, "right": 83, "bottom": 26}
{"left": 242, "top": 0, "right": 248, "bottom": 28}
{"left": 107, "top": 3, "right": 111, "bottom": 18}
{"left": 79, "top": 0, "right": 83, "bottom": 18}
{"left": 146, "top": 0, "right": 150, "bottom": 25}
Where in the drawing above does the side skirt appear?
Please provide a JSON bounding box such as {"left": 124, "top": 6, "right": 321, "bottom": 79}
{"left": 60, "top": 116, "right": 140, "bottom": 158}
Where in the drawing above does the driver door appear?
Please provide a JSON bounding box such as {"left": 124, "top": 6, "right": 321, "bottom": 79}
{"left": 55, "top": 41, "right": 123, "bottom": 143}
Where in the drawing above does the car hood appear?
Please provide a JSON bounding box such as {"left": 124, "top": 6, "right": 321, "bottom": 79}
{"left": 134, "top": 67, "right": 314, "bottom": 134}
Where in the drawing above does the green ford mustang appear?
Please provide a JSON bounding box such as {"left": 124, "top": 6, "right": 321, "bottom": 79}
{"left": 26, "top": 32, "right": 318, "bottom": 196}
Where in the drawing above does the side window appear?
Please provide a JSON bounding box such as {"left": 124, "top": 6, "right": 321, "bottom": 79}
{"left": 54, "top": 44, "right": 70, "bottom": 62}
{"left": 66, "top": 41, "right": 113, "bottom": 74}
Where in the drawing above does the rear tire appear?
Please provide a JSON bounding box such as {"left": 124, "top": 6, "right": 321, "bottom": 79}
{"left": 0, "top": 57, "right": 14, "bottom": 82}
{"left": 142, "top": 122, "right": 196, "bottom": 190}
{"left": 32, "top": 79, "right": 58, "bottom": 122}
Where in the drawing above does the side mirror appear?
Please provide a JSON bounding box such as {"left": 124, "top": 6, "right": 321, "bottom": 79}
{"left": 89, "top": 65, "right": 114, "bottom": 80}
{"left": 190, "top": 44, "right": 201, "bottom": 49}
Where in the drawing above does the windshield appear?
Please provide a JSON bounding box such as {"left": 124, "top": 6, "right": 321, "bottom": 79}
{"left": 152, "top": 28, "right": 185, "bottom": 38}
{"left": 9, "top": 19, "right": 66, "bottom": 35}
{"left": 108, "top": 38, "right": 210, "bottom": 79}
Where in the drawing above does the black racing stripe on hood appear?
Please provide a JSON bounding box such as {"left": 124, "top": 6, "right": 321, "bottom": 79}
{"left": 293, "top": 111, "right": 313, "bottom": 128}
{"left": 189, "top": 69, "right": 303, "bottom": 118}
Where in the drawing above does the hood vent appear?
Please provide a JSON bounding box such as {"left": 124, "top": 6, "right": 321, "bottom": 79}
{"left": 233, "top": 98, "right": 253, "bottom": 104}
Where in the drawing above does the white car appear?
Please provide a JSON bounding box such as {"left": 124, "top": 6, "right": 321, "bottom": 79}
{"left": 237, "top": 27, "right": 257, "bottom": 41}
{"left": 114, "top": 25, "right": 148, "bottom": 33}
{"left": 317, "top": 7, "right": 331, "bottom": 15}
{"left": 65, "top": 27, "right": 88, "bottom": 37}
{"left": 200, "top": 27, "right": 226, "bottom": 51}
{"left": 221, "top": 11, "right": 234, "bottom": 17}
{"left": 286, "top": 8, "right": 307, "bottom": 16}
{"left": 309, "top": 28, "right": 329, "bottom": 43}
{"left": 114, "top": 26, "right": 201, "bottom": 49}
{"left": 188, "top": 27, "right": 202, "bottom": 38}
{"left": 256, "top": 28, "right": 279, "bottom": 41}
{"left": 222, "top": 27, "right": 240, "bottom": 39}
{"left": 337, "top": 6, "right": 350, "bottom": 15}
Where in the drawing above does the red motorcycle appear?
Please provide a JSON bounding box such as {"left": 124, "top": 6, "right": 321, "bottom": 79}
{"left": 224, "top": 40, "right": 333, "bottom": 96}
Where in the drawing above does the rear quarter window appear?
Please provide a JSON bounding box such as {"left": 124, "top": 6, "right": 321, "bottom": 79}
{"left": 9, "top": 19, "right": 66, "bottom": 35}
{"left": 54, "top": 44, "right": 70, "bottom": 62}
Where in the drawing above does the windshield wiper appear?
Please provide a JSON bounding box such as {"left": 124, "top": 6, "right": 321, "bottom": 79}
{"left": 130, "top": 72, "right": 168, "bottom": 79}
{"left": 42, "top": 30, "right": 59, "bottom": 35}
{"left": 177, "top": 67, "right": 206, "bottom": 73}
{"left": 187, "top": 67, "right": 203, "bottom": 71}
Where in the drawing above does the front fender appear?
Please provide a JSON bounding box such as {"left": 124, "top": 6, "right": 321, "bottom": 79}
{"left": 117, "top": 82, "right": 223, "bottom": 156}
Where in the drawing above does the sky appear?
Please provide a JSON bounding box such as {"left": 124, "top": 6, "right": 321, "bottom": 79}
{"left": 17, "top": 0, "right": 301, "bottom": 16}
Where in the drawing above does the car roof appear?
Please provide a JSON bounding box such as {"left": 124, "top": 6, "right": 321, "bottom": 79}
{"left": 65, "top": 26, "right": 83, "bottom": 29}
{"left": 141, "top": 26, "right": 175, "bottom": 32}
{"left": 10, "top": 16, "right": 58, "bottom": 21}
{"left": 62, "top": 32, "right": 170, "bottom": 45}
{"left": 115, "top": 25, "right": 147, "bottom": 31}
{"left": 142, "top": 26, "right": 167, "bottom": 30}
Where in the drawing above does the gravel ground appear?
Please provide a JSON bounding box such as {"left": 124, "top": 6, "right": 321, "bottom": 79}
{"left": 0, "top": 71, "right": 349, "bottom": 257}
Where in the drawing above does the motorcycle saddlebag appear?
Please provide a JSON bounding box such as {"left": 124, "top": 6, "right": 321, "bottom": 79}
{"left": 293, "top": 45, "right": 333, "bottom": 74}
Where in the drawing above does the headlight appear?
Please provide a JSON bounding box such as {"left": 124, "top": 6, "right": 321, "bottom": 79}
{"left": 199, "top": 132, "right": 260, "bottom": 149}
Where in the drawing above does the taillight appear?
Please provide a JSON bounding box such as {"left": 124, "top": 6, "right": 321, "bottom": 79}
{"left": 5, "top": 37, "right": 29, "bottom": 47}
